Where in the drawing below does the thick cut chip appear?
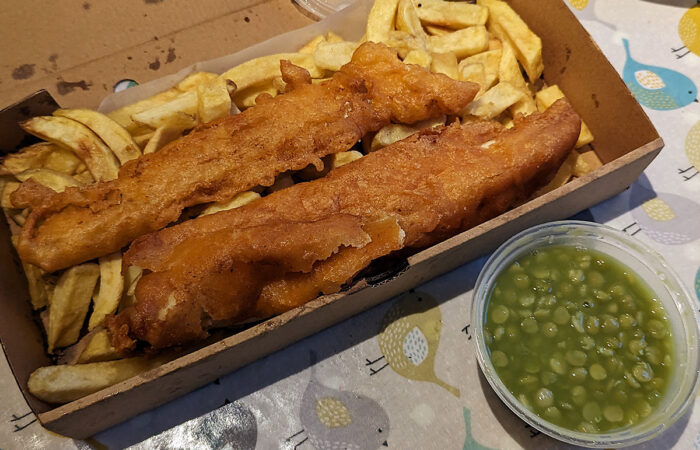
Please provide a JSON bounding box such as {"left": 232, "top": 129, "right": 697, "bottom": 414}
{"left": 53, "top": 109, "right": 141, "bottom": 165}
{"left": 232, "top": 82, "right": 279, "bottom": 109}
{"left": 201, "top": 191, "right": 261, "bottom": 217}
{"left": 219, "top": 53, "right": 322, "bottom": 92}
{"left": 197, "top": 79, "right": 235, "bottom": 124}
{"left": 15, "top": 169, "right": 80, "bottom": 192}
{"left": 535, "top": 149, "right": 577, "bottom": 196}
{"left": 132, "top": 132, "right": 155, "bottom": 149}
{"left": 371, "top": 116, "right": 445, "bottom": 151}
{"left": 23, "top": 262, "right": 49, "bottom": 310}
{"left": 459, "top": 49, "right": 502, "bottom": 91}
{"left": 131, "top": 91, "right": 198, "bottom": 130}
{"left": 331, "top": 150, "right": 363, "bottom": 168}
{"left": 430, "top": 52, "right": 459, "bottom": 79}
{"left": 314, "top": 41, "right": 360, "bottom": 71}
{"left": 119, "top": 265, "right": 143, "bottom": 311}
{"left": 299, "top": 35, "right": 325, "bottom": 54}
{"left": 573, "top": 150, "right": 603, "bottom": 177}
{"left": 20, "top": 116, "right": 119, "bottom": 181}
{"left": 459, "top": 63, "right": 487, "bottom": 95}
{"left": 89, "top": 253, "right": 124, "bottom": 330}
{"left": 27, "top": 357, "right": 161, "bottom": 404}
{"left": 142, "top": 126, "right": 184, "bottom": 155}
{"left": 415, "top": 0, "right": 488, "bottom": 28}
{"left": 0, "top": 143, "right": 56, "bottom": 176}
{"left": 536, "top": 85, "right": 594, "bottom": 147}
{"left": 403, "top": 49, "right": 432, "bottom": 67}
{"left": 428, "top": 26, "right": 489, "bottom": 58}
{"left": 1, "top": 180, "right": 19, "bottom": 208}
{"left": 479, "top": 0, "right": 543, "bottom": 81}
{"left": 424, "top": 24, "right": 451, "bottom": 36}
{"left": 498, "top": 40, "right": 536, "bottom": 116}
{"left": 48, "top": 263, "right": 100, "bottom": 352}
{"left": 366, "top": 0, "right": 400, "bottom": 43}
{"left": 396, "top": 0, "right": 428, "bottom": 46}
{"left": 462, "top": 82, "right": 524, "bottom": 119}
{"left": 107, "top": 87, "right": 182, "bottom": 134}
{"left": 77, "top": 329, "right": 121, "bottom": 363}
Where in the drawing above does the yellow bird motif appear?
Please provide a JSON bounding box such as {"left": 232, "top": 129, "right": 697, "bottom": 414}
{"left": 569, "top": 0, "right": 588, "bottom": 10}
{"left": 641, "top": 198, "right": 675, "bottom": 221}
{"left": 377, "top": 291, "right": 460, "bottom": 397}
{"left": 677, "top": 5, "right": 700, "bottom": 58}
{"left": 680, "top": 120, "right": 700, "bottom": 180}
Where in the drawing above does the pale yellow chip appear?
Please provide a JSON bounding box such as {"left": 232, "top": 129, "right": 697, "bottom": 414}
{"left": 232, "top": 82, "right": 279, "bottom": 109}
{"left": 107, "top": 87, "right": 182, "bottom": 135}
{"left": 498, "top": 40, "right": 536, "bottom": 116}
{"left": 366, "top": 0, "right": 400, "bottom": 43}
{"left": 424, "top": 24, "right": 452, "bottom": 36}
{"left": 175, "top": 72, "right": 219, "bottom": 92}
{"left": 536, "top": 150, "right": 578, "bottom": 196}
{"left": 459, "top": 49, "right": 502, "bottom": 91}
{"left": 48, "top": 263, "right": 100, "bottom": 353}
{"left": 385, "top": 30, "right": 426, "bottom": 58}
{"left": 403, "top": 49, "right": 432, "bottom": 68}
{"left": 1, "top": 180, "right": 19, "bottom": 209}
{"left": 430, "top": 52, "right": 459, "bottom": 79}
{"left": 314, "top": 41, "right": 360, "bottom": 71}
{"left": 77, "top": 330, "right": 121, "bottom": 364}
{"left": 325, "top": 31, "right": 346, "bottom": 44}
{"left": 488, "top": 38, "right": 502, "bottom": 50}
{"left": 299, "top": 35, "right": 326, "bottom": 54}
{"left": 23, "top": 262, "right": 49, "bottom": 310}
{"left": 479, "top": 0, "right": 543, "bottom": 82}
{"left": 459, "top": 63, "right": 486, "bottom": 95}
{"left": 21, "top": 116, "right": 120, "bottom": 181}
{"left": 28, "top": 357, "right": 161, "bottom": 404}
{"left": 131, "top": 90, "right": 198, "bottom": 130}
{"left": 535, "top": 85, "right": 594, "bottom": 148}
{"left": 142, "top": 126, "right": 184, "bottom": 155}
{"left": 88, "top": 253, "right": 124, "bottom": 331}
{"left": 53, "top": 109, "right": 141, "bottom": 165}
{"left": 43, "top": 147, "right": 84, "bottom": 175}
{"left": 573, "top": 150, "right": 603, "bottom": 177}
{"left": 371, "top": 116, "right": 446, "bottom": 151}
{"left": 119, "top": 265, "right": 143, "bottom": 311}
{"left": 200, "top": 191, "right": 261, "bottom": 217}
{"left": 0, "top": 143, "right": 56, "bottom": 176}
{"left": 331, "top": 150, "right": 364, "bottom": 169}
{"left": 15, "top": 169, "right": 80, "bottom": 192}
{"left": 396, "top": 0, "right": 428, "bottom": 46}
{"left": 462, "top": 81, "right": 525, "bottom": 119}
{"left": 428, "top": 26, "right": 489, "bottom": 58}
{"left": 132, "top": 131, "right": 155, "bottom": 149}
{"left": 415, "top": 0, "right": 488, "bottom": 28}
{"left": 197, "top": 79, "right": 234, "bottom": 124}
{"left": 219, "top": 53, "right": 322, "bottom": 93}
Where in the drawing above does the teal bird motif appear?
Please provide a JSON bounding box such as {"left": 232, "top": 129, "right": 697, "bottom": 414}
{"left": 463, "top": 408, "right": 496, "bottom": 450}
{"left": 622, "top": 38, "right": 698, "bottom": 110}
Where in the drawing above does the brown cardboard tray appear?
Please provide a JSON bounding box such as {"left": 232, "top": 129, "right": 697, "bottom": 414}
{"left": 0, "top": 0, "right": 662, "bottom": 438}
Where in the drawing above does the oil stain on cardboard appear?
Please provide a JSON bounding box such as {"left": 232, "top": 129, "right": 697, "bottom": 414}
{"left": 149, "top": 57, "right": 161, "bottom": 70}
{"left": 56, "top": 78, "right": 92, "bottom": 95}
{"left": 166, "top": 47, "right": 177, "bottom": 63}
{"left": 12, "top": 64, "right": 35, "bottom": 80}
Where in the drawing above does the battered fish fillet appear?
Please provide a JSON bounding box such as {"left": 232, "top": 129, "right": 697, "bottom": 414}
{"left": 12, "top": 42, "right": 478, "bottom": 273}
{"left": 108, "top": 99, "right": 580, "bottom": 351}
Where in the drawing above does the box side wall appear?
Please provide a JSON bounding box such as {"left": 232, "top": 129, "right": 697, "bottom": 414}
{"left": 511, "top": 0, "right": 659, "bottom": 163}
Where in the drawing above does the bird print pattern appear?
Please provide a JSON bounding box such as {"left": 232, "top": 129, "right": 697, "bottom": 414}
{"left": 377, "top": 291, "right": 460, "bottom": 397}
{"left": 680, "top": 120, "right": 700, "bottom": 180}
{"left": 566, "top": 0, "right": 617, "bottom": 30}
{"left": 695, "top": 266, "right": 700, "bottom": 303}
{"left": 462, "top": 408, "right": 495, "bottom": 450}
{"left": 298, "top": 351, "right": 390, "bottom": 450}
{"left": 622, "top": 38, "right": 698, "bottom": 110}
{"left": 676, "top": 4, "right": 700, "bottom": 58}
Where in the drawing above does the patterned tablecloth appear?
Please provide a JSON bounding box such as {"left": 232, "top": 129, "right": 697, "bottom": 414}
{"left": 2, "top": 1, "right": 700, "bottom": 449}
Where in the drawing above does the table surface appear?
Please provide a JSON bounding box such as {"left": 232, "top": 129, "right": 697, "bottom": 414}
{"left": 2, "top": 1, "right": 700, "bottom": 449}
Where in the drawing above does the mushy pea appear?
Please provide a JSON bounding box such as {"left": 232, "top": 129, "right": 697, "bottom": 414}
{"left": 484, "top": 245, "right": 674, "bottom": 433}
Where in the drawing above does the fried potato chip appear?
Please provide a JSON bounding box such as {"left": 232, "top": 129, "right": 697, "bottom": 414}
{"left": 200, "top": 191, "right": 261, "bottom": 217}
{"left": 366, "top": 0, "right": 400, "bottom": 43}
{"left": 371, "top": 116, "right": 445, "bottom": 151}
{"left": 107, "top": 87, "right": 182, "bottom": 134}
{"left": 131, "top": 90, "right": 198, "bottom": 130}
{"left": 48, "top": 263, "right": 100, "bottom": 352}
{"left": 73, "top": 169, "right": 95, "bottom": 185}
{"left": 424, "top": 24, "right": 451, "bottom": 36}
{"left": 77, "top": 329, "right": 120, "bottom": 364}
{"left": 119, "top": 265, "right": 143, "bottom": 311}
{"left": 1, "top": 180, "right": 19, "bottom": 209}
{"left": 23, "top": 262, "right": 49, "bottom": 310}
{"left": 415, "top": 0, "right": 488, "bottom": 28}
{"left": 219, "top": 53, "right": 322, "bottom": 93}
{"left": 88, "top": 253, "right": 124, "bottom": 331}
{"left": 314, "top": 41, "right": 360, "bottom": 71}
{"left": 385, "top": 30, "right": 425, "bottom": 58}
{"left": 232, "top": 82, "right": 279, "bottom": 109}
{"left": 299, "top": 34, "right": 326, "bottom": 54}
{"left": 28, "top": 357, "right": 161, "bottom": 404}
{"left": 488, "top": 38, "right": 502, "bottom": 50}
{"left": 175, "top": 71, "right": 219, "bottom": 92}
{"left": 43, "top": 147, "right": 83, "bottom": 175}
{"left": 21, "top": 116, "right": 120, "bottom": 181}
{"left": 428, "top": 26, "right": 488, "bottom": 58}
{"left": 331, "top": 150, "right": 364, "bottom": 168}
{"left": 535, "top": 85, "right": 594, "bottom": 148}
{"left": 403, "top": 49, "right": 432, "bottom": 68}
{"left": 396, "top": 0, "right": 428, "bottom": 46}
{"left": 430, "top": 52, "right": 459, "bottom": 79}
{"left": 459, "top": 62, "right": 486, "bottom": 94}
{"left": 53, "top": 109, "right": 141, "bottom": 165}
{"left": 462, "top": 81, "right": 524, "bottom": 119}
{"left": 325, "top": 31, "right": 346, "bottom": 43}
{"left": 15, "top": 169, "right": 80, "bottom": 192}
{"left": 498, "top": 40, "right": 536, "bottom": 116}
{"left": 573, "top": 149, "right": 603, "bottom": 177}
{"left": 197, "top": 79, "right": 235, "bottom": 124}
{"left": 459, "top": 49, "right": 502, "bottom": 91}
{"left": 0, "top": 143, "right": 55, "bottom": 176}
{"left": 132, "top": 131, "right": 155, "bottom": 149}
{"left": 143, "top": 126, "right": 185, "bottom": 155}
{"left": 479, "top": 0, "right": 543, "bottom": 82}
{"left": 535, "top": 150, "right": 577, "bottom": 196}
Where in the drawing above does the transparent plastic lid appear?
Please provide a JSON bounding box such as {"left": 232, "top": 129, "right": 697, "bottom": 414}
{"left": 295, "top": 0, "right": 355, "bottom": 19}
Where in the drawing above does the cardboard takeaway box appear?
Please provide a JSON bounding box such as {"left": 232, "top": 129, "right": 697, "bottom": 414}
{"left": 0, "top": 0, "right": 662, "bottom": 439}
